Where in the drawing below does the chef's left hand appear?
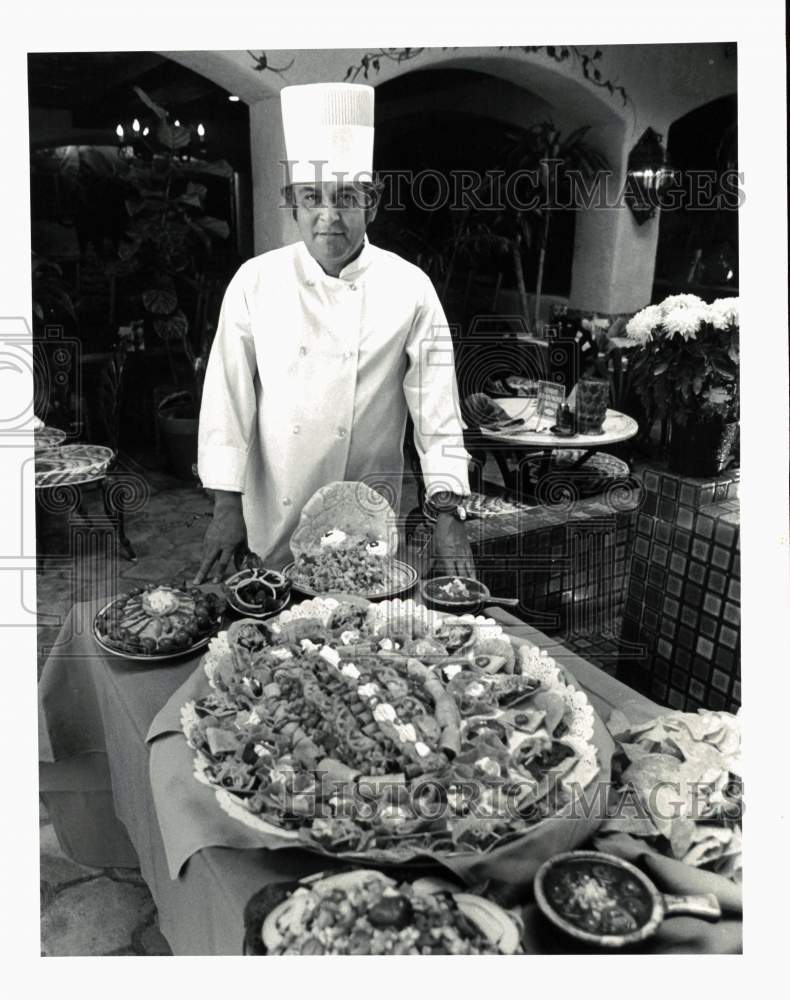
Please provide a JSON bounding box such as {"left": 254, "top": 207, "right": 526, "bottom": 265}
{"left": 431, "top": 513, "right": 476, "bottom": 579}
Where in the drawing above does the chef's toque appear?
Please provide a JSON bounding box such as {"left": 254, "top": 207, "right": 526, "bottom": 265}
{"left": 280, "top": 82, "right": 375, "bottom": 186}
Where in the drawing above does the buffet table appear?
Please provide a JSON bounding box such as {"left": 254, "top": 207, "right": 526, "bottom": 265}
{"left": 40, "top": 600, "right": 742, "bottom": 955}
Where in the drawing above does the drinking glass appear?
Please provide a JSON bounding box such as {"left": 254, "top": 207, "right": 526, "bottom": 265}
{"left": 574, "top": 379, "right": 609, "bottom": 434}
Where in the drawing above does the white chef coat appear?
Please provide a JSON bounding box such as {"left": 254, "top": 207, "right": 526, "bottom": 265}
{"left": 198, "top": 237, "right": 470, "bottom": 569}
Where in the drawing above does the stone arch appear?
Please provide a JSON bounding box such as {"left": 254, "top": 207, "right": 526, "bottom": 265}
{"left": 162, "top": 47, "right": 735, "bottom": 314}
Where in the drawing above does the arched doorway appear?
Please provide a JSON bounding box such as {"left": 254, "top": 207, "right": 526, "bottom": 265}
{"left": 653, "top": 94, "right": 739, "bottom": 300}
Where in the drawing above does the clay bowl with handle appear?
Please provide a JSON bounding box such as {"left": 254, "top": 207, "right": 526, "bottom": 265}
{"left": 419, "top": 575, "right": 520, "bottom": 615}
{"left": 534, "top": 850, "right": 721, "bottom": 949}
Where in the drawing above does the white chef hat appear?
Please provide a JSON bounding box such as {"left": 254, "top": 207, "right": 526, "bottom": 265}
{"left": 280, "top": 83, "right": 375, "bottom": 186}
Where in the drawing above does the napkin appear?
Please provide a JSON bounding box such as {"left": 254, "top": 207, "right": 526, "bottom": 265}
{"left": 462, "top": 393, "right": 525, "bottom": 430}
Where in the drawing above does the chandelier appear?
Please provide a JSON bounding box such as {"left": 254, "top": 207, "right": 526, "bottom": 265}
{"left": 114, "top": 116, "right": 207, "bottom": 161}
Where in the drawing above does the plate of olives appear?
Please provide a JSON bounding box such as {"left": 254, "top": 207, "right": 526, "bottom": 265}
{"left": 93, "top": 584, "right": 227, "bottom": 661}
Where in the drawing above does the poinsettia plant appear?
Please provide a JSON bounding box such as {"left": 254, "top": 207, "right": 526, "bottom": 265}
{"left": 114, "top": 86, "right": 231, "bottom": 405}
{"left": 615, "top": 294, "right": 739, "bottom": 427}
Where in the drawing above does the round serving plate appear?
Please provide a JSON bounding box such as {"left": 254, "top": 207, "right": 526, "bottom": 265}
{"left": 92, "top": 595, "right": 222, "bottom": 663}
{"left": 282, "top": 559, "right": 418, "bottom": 601}
{"left": 243, "top": 868, "right": 523, "bottom": 955}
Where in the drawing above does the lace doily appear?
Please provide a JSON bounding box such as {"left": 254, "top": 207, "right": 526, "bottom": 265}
{"left": 559, "top": 735, "right": 600, "bottom": 792}
{"left": 203, "top": 633, "right": 230, "bottom": 688}
{"left": 517, "top": 644, "right": 562, "bottom": 686}
{"left": 180, "top": 701, "right": 200, "bottom": 746}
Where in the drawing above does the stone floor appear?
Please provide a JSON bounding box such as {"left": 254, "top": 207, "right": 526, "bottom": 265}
{"left": 39, "top": 797, "right": 172, "bottom": 956}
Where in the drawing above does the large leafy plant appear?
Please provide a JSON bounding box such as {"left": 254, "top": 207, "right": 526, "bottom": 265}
{"left": 440, "top": 122, "right": 609, "bottom": 330}
{"left": 116, "top": 87, "right": 231, "bottom": 404}
{"left": 618, "top": 295, "right": 739, "bottom": 426}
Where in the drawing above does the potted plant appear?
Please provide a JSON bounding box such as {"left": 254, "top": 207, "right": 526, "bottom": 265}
{"left": 114, "top": 87, "right": 232, "bottom": 477}
{"left": 620, "top": 294, "right": 739, "bottom": 477}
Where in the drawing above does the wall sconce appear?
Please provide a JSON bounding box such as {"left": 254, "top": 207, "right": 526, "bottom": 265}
{"left": 625, "top": 127, "right": 675, "bottom": 225}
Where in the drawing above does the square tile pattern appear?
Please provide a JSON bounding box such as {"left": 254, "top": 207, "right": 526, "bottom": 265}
{"left": 619, "top": 466, "right": 740, "bottom": 712}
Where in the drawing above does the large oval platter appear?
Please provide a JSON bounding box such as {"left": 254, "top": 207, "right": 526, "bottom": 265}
{"left": 182, "top": 597, "right": 607, "bottom": 874}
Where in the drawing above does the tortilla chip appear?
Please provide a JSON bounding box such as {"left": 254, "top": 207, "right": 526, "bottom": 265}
{"left": 606, "top": 709, "right": 633, "bottom": 737}
{"left": 668, "top": 817, "right": 698, "bottom": 859}
{"left": 682, "top": 834, "right": 733, "bottom": 867}
{"left": 289, "top": 481, "right": 399, "bottom": 558}
{"left": 530, "top": 690, "right": 566, "bottom": 735}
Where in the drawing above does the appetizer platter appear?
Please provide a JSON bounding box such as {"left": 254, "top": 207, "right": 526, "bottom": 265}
{"left": 93, "top": 584, "right": 226, "bottom": 661}
{"left": 284, "top": 480, "right": 414, "bottom": 600}
{"left": 181, "top": 594, "right": 606, "bottom": 869}
{"left": 243, "top": 868, "right": 523, "bottom": 955}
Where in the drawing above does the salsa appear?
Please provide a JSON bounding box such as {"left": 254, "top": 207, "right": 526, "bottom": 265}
{"left": 543, "top": 859, "right": 653, "bottom": 936}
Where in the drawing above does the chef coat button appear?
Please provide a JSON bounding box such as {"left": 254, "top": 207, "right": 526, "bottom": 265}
{"left": 298, "top": 346, "right": 307, "bottom": 357}
{"left": 292, "top": 425, "right": 300, "bottom": 434}
{"left": 349, "top": 282, "right": 357, "bottom": 291}
{"left": 343, "top": 350, "right": 353, "bottom": 361}
{"left": 282, "top": 497, "right": 292, "bottom": 506}
{"left": 336, "top": 427, "right": 347, "bottom": 439}
{"left": 304, "top": 279, "right": 315, "bottom": 287}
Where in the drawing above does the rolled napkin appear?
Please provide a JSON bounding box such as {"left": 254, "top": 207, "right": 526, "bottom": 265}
{"left": 463, "top": 393, "right": 525, "bottom": 430}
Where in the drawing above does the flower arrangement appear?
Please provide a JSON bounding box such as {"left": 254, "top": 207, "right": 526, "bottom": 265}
{"left": 617, "top": 295, "right": 739, "bottom": 428}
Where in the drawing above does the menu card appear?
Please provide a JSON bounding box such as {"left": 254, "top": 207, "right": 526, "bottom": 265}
{"left": 527, "top": 381, "right": 566, "bottom": 431}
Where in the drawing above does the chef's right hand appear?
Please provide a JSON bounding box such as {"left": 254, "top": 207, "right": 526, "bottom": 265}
{"left": 193, "top": 491, "right": 247, "bottom": 584}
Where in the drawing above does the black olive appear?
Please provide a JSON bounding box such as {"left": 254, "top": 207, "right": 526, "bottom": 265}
{"left": 367, "top": 894, "right": 414, "bottom": 930}
{"left": 241, "top": 743, "right": 258, "bottom": 765}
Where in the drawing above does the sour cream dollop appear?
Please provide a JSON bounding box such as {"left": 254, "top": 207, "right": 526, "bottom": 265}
{"left": 365, "top": 539, "right": 389, "bottom": 557}
{"left": 320, "top": 529, "right": 348, "bottom": 548}
{"left": 373, "top": 702, "right": 397, "bottom": 724}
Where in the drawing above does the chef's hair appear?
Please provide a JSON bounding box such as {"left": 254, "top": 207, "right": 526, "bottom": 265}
{"left": 282, "top": 177, "right": 385, "bottom": 220}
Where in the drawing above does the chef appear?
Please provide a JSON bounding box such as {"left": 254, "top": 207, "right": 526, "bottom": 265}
{"left": 194, "top": 82, "right": 474, "bottom": 583}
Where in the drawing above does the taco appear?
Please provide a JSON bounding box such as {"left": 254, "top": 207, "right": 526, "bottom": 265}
{"left": 290, "top": 481, "right": 399, "bottom": 560}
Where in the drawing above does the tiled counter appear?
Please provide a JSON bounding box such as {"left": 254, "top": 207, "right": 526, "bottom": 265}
{"left": 618, "top": 465, "right": 740, "bottom": 712}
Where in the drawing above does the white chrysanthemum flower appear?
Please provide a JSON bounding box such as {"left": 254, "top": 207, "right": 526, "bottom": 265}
{"left": 662, "top": 305, "right": 704, "bottom": 340}
{"left": 707, "top": 297, "right": 739, "bottom": 330}
{"left": 660, "top": 293, "right": 706, "bottom": 313}
{"left": 625, "top": 304, "right": 662, "bottom": 344}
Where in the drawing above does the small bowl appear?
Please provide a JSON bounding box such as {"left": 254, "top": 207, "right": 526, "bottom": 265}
{"left": 420, "top": 575, "right": 492, "bottom": 613}
{"left": 534, "top": 850, "right": 720, "bottom": 949}
{"left": 225, "top": 567, "right": 292, "bottom": 618}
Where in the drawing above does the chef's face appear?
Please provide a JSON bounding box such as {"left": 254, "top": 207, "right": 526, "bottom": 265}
{"left": 292, "top": 182, "right": 377, "bottom": 276}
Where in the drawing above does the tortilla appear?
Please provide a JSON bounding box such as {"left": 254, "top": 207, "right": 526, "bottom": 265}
{"left": 290, "top": 481, "right": 399, "bottom": 559}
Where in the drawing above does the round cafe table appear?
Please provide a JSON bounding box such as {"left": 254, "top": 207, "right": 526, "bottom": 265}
{"left": 35, "top": 443, "right": 136, "bottom": 560}
{"left": 475, "top": 398, "right": 639, "bottom": 499}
